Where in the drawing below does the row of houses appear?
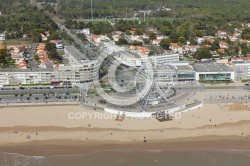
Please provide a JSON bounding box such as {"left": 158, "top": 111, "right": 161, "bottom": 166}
{"left": 36, "top": 43, "right": 50, "bottom": 64}
{"left": 0, "top": 44, "right": 29, "bottom": 69}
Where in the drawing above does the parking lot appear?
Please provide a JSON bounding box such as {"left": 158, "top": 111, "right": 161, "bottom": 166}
{"left": 0, "top": 86, "right": 80, "bottom": 104}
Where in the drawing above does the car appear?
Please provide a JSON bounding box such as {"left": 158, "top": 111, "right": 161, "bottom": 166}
{"left": 15, "top": 94, "right": 18, "bottom": 97}
{"left": 35, "top": 97, "right": 39, "bottom": 100}
{"left": 58, "top": 96, "right": 61, "bottom": 99}
{"left": 44, "top": 97, "right": 48, "bottom": 100}
{"left": 29, "top": 94, "right": 32, "bottom": 96}
{"left": 27, "top": 97, "right": 30, "bottom": 100}
{"left": 20, "top": 94, "right": 23, "bottom": 97}
{"left": 64, "top": 96, "right": 67, "bottom": 99}
{"left": 18, "top": 98, "right": 21, "bottom": 100}
{"left": 19, "top": 87, "right": 25, "bottom": 90}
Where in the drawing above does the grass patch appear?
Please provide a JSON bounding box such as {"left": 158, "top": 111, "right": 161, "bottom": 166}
{"left": 241, "top": 79, "right": 250, "bottom": 83}
{"left": 199, "top": 80, "right": 233, "bottom": 84}
{"left": 144, "top": 17, "right": 173, "bottom": 22}
{"left": 2, "top": 39, "right": 32, "bottom": 45}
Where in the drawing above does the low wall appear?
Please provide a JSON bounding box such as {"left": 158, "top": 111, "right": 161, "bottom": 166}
{"left": 104, "top": 108, "right": 154, "bottom": 118}
{"left": 104, "top": 101, "right": 203, "bottom": 118}
{"left": 161, "top": 105, "right": 186, "bottom": 113}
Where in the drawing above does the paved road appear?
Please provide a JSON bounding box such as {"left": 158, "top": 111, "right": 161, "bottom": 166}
{"left": 53, "top": 20, "right": 99, "bottom": 60}
{"left": 0, "top": 94, "right": 79, "bottom": 104}
{"left": 0, "top": 87, "right": 79, "bottom": 95}
{"left": 28, "top": 43, "right": 39, "bottom": 69}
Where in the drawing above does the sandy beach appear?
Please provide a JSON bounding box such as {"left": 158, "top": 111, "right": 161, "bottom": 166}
{"left": 0, "top": 104, "right": 250, "bottom": 156}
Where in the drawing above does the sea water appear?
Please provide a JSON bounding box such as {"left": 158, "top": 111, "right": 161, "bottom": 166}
{"left": 0, "top": 149, "right": 250, "bottom": 166}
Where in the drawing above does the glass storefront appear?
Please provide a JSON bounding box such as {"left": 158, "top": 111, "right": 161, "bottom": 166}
{"left": 177, "top": 72, "right": 195, "bottom": 81}
{"left": 199, "top": 73, "right": 231, "bottom": 81}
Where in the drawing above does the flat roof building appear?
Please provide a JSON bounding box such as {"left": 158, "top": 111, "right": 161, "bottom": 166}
{"left": 192, "top": 63, "right": 234, "bottom": 82}
{"left": 64, "top": 46, "right": 88, "bottom": 65}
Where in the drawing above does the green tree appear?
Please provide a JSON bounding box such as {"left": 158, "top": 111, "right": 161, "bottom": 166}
{"left": 0, "top": 49, "right": 7, "bottom": 64}
{"left": 190, "top": 37, "right": 198, "bottom": 45}
{"left": 149, "top": 33, "right": 157, "bottom": 41}
{"left": 31, "top": 31, "right": 42, "bottom": 42}
{"left": 195, "top": 30, "right": 204, "bottom": 37}
{"left": 125, "top": 30, "right": 132, "bottom": 35}
{"left": 210, "top": 39, "right": 220, "bottom": 51}
{"left": 193, "top": 49, "right": 212, "bottom": 60}
{"left": 135, "top": 28, "right": 143, "bottom": 35}
{"left": 159, "top": 26, "right": 171, "bottom": 36}
{"left": 115, "top": 38, "right": 128, "bottom": 45}
{"left": 178, "top": 36, "right": 186, "bottom": 45}
{"left": 47, "top": 32, "right": 60, "bottom": 41}
{"left": 143, "top": 38, "right": 150, "bottom": 44}
{"left": 45, "top": 42, "right": 59, "bottom": 60}
{"left": 241, "top": 28, "right": 250, "bottom": 40}
{"left": 159, "top": 38, "right": 171, "bottom": 50}
{"left": 169, "top": 31, "right": 179, "bottom": 43}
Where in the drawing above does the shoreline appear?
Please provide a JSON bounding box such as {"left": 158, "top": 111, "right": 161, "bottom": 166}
{"left": 0, "top": 136, "right": 250, "bottom": 157}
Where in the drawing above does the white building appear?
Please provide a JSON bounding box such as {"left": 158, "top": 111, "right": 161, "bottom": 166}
{"left": 64, "top": 46, "right": 88, "bottom": 65}
{"left": 150, "top": 54, "right": 179, "bottom": 67}
{"left": 184, "top": 45, "right": 200, "bottom": 53}
{"left": 82, "top": 28, "right": 90, "bottom": 35}
{"left": 0, "top": 34, "right": 5, "bottom": 40}
{"left": 192, "top": 63, "right": 234, "bottom": 82}
{"left": 231, "top": 56, "right": 250, "bottom": 80}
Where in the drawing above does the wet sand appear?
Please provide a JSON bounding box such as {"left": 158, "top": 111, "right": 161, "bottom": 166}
{"left": 1, "top": 136, "right": 250, "bottom": 156}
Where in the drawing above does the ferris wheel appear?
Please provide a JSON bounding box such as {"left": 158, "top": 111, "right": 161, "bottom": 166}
{"left": 93, "top": 50, "right": 174, "bottom": 107}
{"left": 134, "top": 61, "right": 174, "bottom": 107}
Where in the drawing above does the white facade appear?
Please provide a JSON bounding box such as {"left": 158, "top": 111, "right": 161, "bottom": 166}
{"left": 64, "top": 46, "right": 87, "bottom": 65}
{"left": 0, "top": 60, "right": 99, "bottom": 85}
{"left": 195, "top": 71, "right": 234, "bottom": 81}
{"left": 0, "top": 34, "right": 5, "bottom": 40}
{"left": 82, "top": 28, "right": 90, "bottom": 35}
{"left": 0, "top": 71, "right": 51, "bottom": 85}
{"left": 233, "top": 63, "right": 250, "bottom": 80}
{"left": 150, "top": 54, "right": 179, "bottom": 67}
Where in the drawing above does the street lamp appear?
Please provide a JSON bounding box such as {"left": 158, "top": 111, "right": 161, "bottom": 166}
{"left": 91, "top": 0, "right": 93, "bottom": 20}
